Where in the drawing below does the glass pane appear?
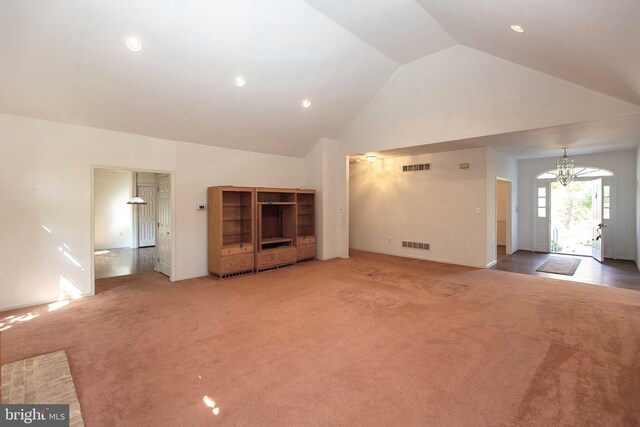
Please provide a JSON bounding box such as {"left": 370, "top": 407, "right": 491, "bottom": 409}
{"left": 604, "top": 186, "right": 610, "bottom": 196}
{"left": 538, "top": 197, "right": 546, "bottom": 207}
{"left": 538, "top": 208, "right": 546, "bottom": 217}
{"left": 604, "top": 198, "right": 610, "bottom": 208}
{"left": 537, "top": 167, "right": 613, "bottom": 179}
{"left": 538, "top": 187, "right": 546, "bottom": 197}
{"left": 537, "top": 172, "right": 555, "bottom": 179}
{"left": 604, "top": 208, "right": 610, "bottom": 220}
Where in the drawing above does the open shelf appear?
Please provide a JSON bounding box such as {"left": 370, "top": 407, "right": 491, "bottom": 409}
{"left": 262, "top": 237, "right": 293, "bottom": 245}
{"left": 257, "top": 191, "right": 295, "bottom": 204}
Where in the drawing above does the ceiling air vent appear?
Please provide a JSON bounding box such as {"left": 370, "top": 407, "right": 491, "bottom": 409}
{"left": 403, "top": 163, "right": 431, "bottom": 172}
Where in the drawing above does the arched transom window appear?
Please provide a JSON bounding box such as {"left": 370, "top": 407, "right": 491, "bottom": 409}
{"left": 536, "top": 167, "right": 614, "bottom": 180}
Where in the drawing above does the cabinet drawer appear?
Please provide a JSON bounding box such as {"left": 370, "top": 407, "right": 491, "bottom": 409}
{"left": 298, "top": 236, "right": 316, "bottom": 245}
{"left": 297, "top": 244, "right": 316, "bottom": 260}
{"left": 278, "top": 247, "right": 296, "bottom": 263}
{"left": 221, "top": 244, "right": 253, "bottom": 256}
{"left": 256, "top": 250, "right": 279, "bottom": 269}
{"left": 221, "top": 253, "right": 254, "bottom": 274}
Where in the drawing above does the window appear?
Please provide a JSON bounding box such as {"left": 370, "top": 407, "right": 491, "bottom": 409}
{"left": 537, "top": 187, "right": 546, "bottom": 217}
{"left": 536, "top": 167, "right": 613, "bottom": 180}
{"left": 603, "top": 185, "right": 610, "bottom": 220}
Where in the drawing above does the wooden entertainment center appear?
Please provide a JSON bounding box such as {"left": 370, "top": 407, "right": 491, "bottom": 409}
{"left": 207, "top": 186, "right": 316, "bottom": 278}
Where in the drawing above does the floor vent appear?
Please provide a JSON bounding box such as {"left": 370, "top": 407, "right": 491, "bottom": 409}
{"left": 402, "top": 241, "right": 430, "bottom": 250}
{"left": 403, "top": 163, "right": 431, "bottom": 172}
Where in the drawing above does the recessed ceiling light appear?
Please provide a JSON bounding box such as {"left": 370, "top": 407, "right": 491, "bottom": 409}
{"left": 510, "top": 25, "right": 525, "bottom": 33}
{"left": 235, "top": 76, "right": 246, "bottom": 87}
{"left": 302, "top": 99, "right": 311, "bottom": 109}
{"left": 126, "top": 35, "right": 142, "bottom": 52}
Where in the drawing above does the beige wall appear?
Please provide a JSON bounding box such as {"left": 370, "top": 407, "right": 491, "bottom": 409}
{"left": 94, "top": 169, "right": 134, "bottom": 250}
{"left": 349, "top": 148, "right": 488, "bottom": 268}
{"left": 0, "top": 113, "right": 305, "bottom": 310}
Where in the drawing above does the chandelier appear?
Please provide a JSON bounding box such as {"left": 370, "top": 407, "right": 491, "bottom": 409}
{"left": 556, "top": 147, "right": 575, "bottom": 186}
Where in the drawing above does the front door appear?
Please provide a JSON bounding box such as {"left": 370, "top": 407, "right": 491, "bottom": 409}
{"left": 591, "top": 178, "right": 604, "bottom": 262}
{"left": 138, "top": 185, "right": 156, "bottom": 247}
{"left": 157, "top": 175, "right": 171, "bottom": 276}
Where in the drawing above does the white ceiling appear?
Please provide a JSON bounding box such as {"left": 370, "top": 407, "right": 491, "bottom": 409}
{"left": 0, "top": 0, "right": 396, "bottom": 157}
{"left": 416, "top": 0, "right": 640, "bottom": 106}
{"left": 0, "top": 0, "right": 639, "bottom": 158}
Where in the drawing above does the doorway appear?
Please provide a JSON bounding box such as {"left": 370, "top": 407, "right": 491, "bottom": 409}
{"left": 495, "top": 179, "right": 512, "bottom": 261}
{"left": 549, "top": 180, "right": 594, "bottom": 256}
{"left": 534, "top": 167, "right": 614, "bottom": 262}
{"left": 92, "top": 168, "right": 173, "bottom": 293}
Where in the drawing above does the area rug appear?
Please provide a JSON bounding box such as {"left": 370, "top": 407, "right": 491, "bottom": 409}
{"left": 536, "top": 256, "right": 582, "bottom": 275}
{"left": 1, "top": 350, "right": 84, "bottom": 426}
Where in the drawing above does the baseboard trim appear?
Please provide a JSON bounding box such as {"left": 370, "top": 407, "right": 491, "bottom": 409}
{"left": 0, "top": 295, "right": 89, "bottom": 314}
{"left": 349, "top": 247, "right": 486, "bottom": 269}
{"left": 486, "top": 260, "right": 497, "bottom": 268}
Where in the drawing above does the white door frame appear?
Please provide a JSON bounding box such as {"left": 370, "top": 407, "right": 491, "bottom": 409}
{"left": 532, "top": 168, "right": 616, "bottom": 257}
{"left": 90, "top": 166, "right": 176, "bottom": 295}
{"left": 495, "top": 178, "right": 513, "bottom": 260}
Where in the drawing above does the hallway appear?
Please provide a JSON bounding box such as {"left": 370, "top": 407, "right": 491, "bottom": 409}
{"left": 94, "top": 247, "right": 156, "bottom": 279}
{"left": 491, "top": 250, "right": 640, "bottom": 291}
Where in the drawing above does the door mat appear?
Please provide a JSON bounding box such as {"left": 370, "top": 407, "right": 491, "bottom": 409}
{"left": 536, "top": 256, "right": 582, "bottom": 276}
{"left": 1, "top": 350, "right": 84, "bottom": 426}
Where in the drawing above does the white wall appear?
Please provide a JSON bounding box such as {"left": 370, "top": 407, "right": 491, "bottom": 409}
{"left": 342, "top": 45, "right": 639, "bottom": 154}
{"left": 94, "top": 169, "right": 134, "bottom": 250}
{"left": 518, "top": 150, "right": 637, "bottom": 260}
{"left": 349, "top": 148, "right": 488, "bottom": 268}
{"left": 486, "top": 149, "right": 518, "bottom": 265}
{"left": 637, "top": 147, "right": 640, "bottom": 269}
{"left": 174, "top": 142, "right": 305, "bottom": 280}
{"left": 305, "top": 137, "right": 349, "bottom": 260}
{"left": 0, "top": 113, "right": 304, "bottom": 310}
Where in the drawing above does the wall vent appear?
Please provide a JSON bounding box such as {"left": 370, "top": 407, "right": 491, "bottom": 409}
{"left": 403, "top": 163, "right": 431, "bottom": 172}
{"left": 402, "top": 241, "right": 430, "bottom": 250}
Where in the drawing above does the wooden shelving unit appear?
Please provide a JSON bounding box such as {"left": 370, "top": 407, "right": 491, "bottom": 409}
{"left": 256, "top": 188, "right": 297, "bottom": 271}
{"left": 208, "top": 186, "right": 316, "bottom": 278}
{"left": 296, "top": 190, "right": 316, "bottom": 261}
{"left": 208, "top": 187, "right": 255, "bottom": 278}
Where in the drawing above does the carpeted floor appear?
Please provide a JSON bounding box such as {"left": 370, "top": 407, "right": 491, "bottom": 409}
{"left": 1, "top": 250, "right": 639, "bottom": 425}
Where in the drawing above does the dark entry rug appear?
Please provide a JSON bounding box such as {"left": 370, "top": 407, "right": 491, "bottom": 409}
{"left": 536, "top": 256, "right": 582, "bottom": 276}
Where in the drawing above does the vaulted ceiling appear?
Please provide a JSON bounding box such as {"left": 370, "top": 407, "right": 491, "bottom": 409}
{"left": 0, "top": 0, "right": 638, "bottom": 158}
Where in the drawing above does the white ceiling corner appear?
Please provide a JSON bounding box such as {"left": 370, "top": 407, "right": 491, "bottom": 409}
{"left": 302, "top": 0, "right": 456, "bottom": 64}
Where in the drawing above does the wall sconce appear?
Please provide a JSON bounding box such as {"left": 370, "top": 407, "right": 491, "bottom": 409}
{"left": 366, "top": 155, "right": 378, "bottom": 163}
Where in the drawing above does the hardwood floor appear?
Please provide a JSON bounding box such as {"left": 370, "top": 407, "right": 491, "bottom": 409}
{"left": 94, "top": 247, "right": 156, "bottom": 279}
{"left": 491, "top": 250, "right": 640, "bottom": 291}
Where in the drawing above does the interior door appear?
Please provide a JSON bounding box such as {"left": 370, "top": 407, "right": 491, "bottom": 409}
{"left": 137, "top": 185, "right": 156, "bottom": 247}
{"left": 534, "top": 182, "right": 550, "bottom": 252}
{"left": 157, "top": 175, "right": 171, "bottom": 276}
{"left": 591, "top": 178, "right": 604, "bottom": 262}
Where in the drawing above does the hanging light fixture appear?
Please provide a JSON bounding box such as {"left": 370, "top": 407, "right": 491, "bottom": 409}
{"left": 126, "top": 172, "right": 147, "bottom": 204}
{"left": 126, "top": 196, "right": 147, "bottom": 205}
{"left": 556, "top": 147, "right": 575, "bottom": 186}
